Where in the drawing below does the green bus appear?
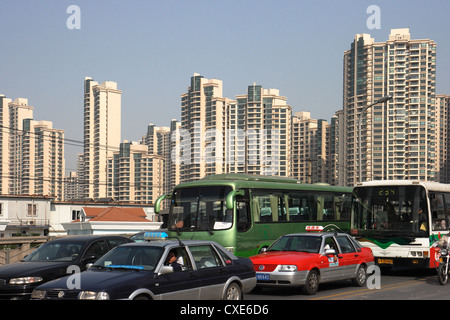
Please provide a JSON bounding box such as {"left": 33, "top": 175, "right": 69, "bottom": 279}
{"left": 155, "top": 174, "right": 353, "bottom": 257}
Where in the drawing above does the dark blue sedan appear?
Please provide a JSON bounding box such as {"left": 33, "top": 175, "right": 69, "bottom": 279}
{"left": 0, "top": 235, "right": 132, "bottom": 300}
{"left": 31, "top": 233, "right": 256, "bottom": 300}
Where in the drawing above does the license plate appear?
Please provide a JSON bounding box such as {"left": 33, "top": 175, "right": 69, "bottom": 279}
{"left": 378, "top": 258, "right": 393, "bottom": 265}
{"left": 256, "top": 273, "right": 270, "bottom": 281}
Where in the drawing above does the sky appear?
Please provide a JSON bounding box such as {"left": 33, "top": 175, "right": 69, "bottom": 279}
{"left": 1, "top": 0, "right": 450, "bottom": 172}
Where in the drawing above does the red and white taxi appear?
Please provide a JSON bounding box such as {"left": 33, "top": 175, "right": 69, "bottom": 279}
{"left": 249, "top": 227, "right": 374, "bottom": 295}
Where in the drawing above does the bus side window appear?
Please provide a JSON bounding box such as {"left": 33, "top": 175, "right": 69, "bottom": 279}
{"left": 335, "top": 193, "right": 351, "bottom": 221}
{"left": 287, "top": 192, "right": 315, "bottom": 222}
{"left": 317, "top": 194, "right": 336, "bottom": 221}
{"left": 322, "top": 194, "right": 335, "bottom": 221}
{"left": 431, "top": 193, "right": 445, "bottom": 231}
{"left": 287, "top": 194, "right": 301, "bottom": 221}
{"left": 259, "top": 195, "right": 273, "bottom": 222}
{"left": 236, "top": 201, "right": 251, "bottom": 232}
{"left": 252, "top": 192, "right": 287, "bottom": 223}
{"left": 433, "top": 193, "right": 450, "bottom": 231}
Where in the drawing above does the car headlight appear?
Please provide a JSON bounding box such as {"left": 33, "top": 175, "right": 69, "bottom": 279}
{"left": 278, "top": 265, "right": 298, "bottom": 272}
{"left": 79, "top": 291, "right": 110, "bottom": 300}
{"left": 9, "top": 277, "right": 43, "bottom": 285}
{"left": 31, "top": 289, "right": 46, "bottom": 300}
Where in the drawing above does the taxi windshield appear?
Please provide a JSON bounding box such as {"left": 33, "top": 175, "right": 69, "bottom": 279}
{"left": 93, "top": 246, "right": 164, "bottom": 271}
{"left": 268, "top": 235, "right": 322, "bottom": 253}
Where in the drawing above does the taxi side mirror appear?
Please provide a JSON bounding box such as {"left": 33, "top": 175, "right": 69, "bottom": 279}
{"left": 158, "top": 265, "right": 174, "bottom": 275}
{"left": 324, "top": 249, "right": 336, "bottom": 256}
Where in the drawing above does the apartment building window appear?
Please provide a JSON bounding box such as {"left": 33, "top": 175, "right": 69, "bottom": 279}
{"left": 27, "top": 204, "right": 37, "bottom": 217}
{"left": 72, "top": 210, "right": 81, "bottom": 221}
{"left": 0, "top": 203, "right": 3, "bottom": 216}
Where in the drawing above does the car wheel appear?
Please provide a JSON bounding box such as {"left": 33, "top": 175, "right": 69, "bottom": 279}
{"left": 223, "top": 282, "right": 242, "bottom": 300}
{"left": 302, "top": 269, "right": 319, "bottom": 295}
{"left": 352, "top": 264, "right": 367, "bottom": 287}
{"left": 133, "top": 294, "right": 150, "bottom": 300}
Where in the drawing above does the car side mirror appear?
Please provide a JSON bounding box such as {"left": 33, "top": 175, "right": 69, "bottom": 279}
{"left": 324, "top": 249, "right": 336, "bottom": 256}
{"left": 158, "top": 265, "right": 174, "bottom": 275}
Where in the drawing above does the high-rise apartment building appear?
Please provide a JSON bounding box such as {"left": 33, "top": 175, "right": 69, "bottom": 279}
{"left": 437, "top": 94, "right": 450, "bottom": 183}
{"left": 228, "top": 85, "right": 292, "bottom": 177}
{"left": 177, "top": 74, "right": 293, "bottom": 182}
{"left": 0, "top": 95, "right": 12, "bottom": 194}
{"left": 7, "top": 98, "right": 34, "bottom": 195}
{"left": 82, "top": 77, "right": 121, "bottom": 199}
{"left": 180, "top": 74, "right": 229, "bottom": 182}
{"left": 292, "top": 112, "right": 329, "bottom": 183}
{"left": 141, "top": 123, "right": 171, "bottom": 194}
{"left": 0, "top": 96, "right": 65, "bottom": 200}
{"left": 342, "top": 28, "right": 437, "bottom": 185}
{"left": 169, "top": 119, "right": 181, "bottom": 191}
{"left": 22, "top": 120, "right": 65, "bottom": 199}
{"left": 329, "top": 111, "right": 345, "bottom": 186}
{"left": 107, "top": 141, "right": 164, "bottom": 204}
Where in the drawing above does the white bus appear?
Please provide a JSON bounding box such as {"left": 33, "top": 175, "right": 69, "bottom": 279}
{"left": 351, "top": 180, "right": 450, "bottom": 269}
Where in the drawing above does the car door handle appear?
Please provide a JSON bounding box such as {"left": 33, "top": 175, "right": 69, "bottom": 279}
{"left": 354, "top": 254, "right": 359, "bottom": 257}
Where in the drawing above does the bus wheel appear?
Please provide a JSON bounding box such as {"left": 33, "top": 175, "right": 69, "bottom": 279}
{"left": 302, "top": 270, "right": 319, "bottom": 295}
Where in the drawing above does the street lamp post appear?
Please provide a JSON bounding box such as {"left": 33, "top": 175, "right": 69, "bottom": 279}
{"left": 357, "top": 95, "right": 393, "bottom": 183}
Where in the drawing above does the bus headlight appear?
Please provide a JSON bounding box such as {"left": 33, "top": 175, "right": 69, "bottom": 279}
{"left": 279, "top": 265, "right": 298, "bottom": 272}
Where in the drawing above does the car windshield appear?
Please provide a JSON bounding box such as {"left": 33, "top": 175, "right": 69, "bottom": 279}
{"left": 93, "top": 246, "right": 164, "bottom": 271}
{"left": 268, "top": 235, "right": 322, "bottom": 253}
{"left": 23, "top": 242, "right": 83, "bottom": 262}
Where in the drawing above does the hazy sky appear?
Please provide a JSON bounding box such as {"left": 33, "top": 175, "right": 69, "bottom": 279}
{"left": 1, "top": 0, "right": 450, "bottom": 172}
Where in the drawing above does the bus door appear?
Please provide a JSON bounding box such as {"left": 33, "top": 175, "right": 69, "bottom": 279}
{"left": 236, "top": 199, "right": 251, "bottom": 233}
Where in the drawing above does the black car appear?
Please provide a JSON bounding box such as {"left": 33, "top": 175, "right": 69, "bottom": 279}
{"left": 0, "top": 235, "right": 132, "bottom": 300}
{"left": 31, "top": 233, "right": 256, "bottom": 300}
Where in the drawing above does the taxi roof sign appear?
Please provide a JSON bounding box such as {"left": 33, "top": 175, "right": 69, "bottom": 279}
{"left": 305, "top": 225, "right": 324, "bottom": 232}
{"left": 143, "top": 231, "right": 169, "bottom": 241}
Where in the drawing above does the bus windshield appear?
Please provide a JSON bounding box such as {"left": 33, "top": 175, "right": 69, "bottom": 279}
{"left": 352, "top": 185, "right": 429, "bottom": 237}
{"left": 168, "top": 186, "right": 233, "bottom": 232}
